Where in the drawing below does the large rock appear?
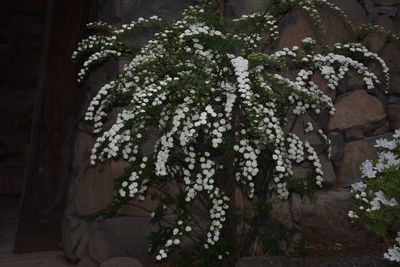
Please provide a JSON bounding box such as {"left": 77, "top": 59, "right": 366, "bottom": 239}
{"left": 380, "top": 43, "right": 400, "bottom": 96}
{"left": 312, "top": 73, "right": 336, "bottom": 101}
{"left": 374, "top": 0, "right": 400, "bottom": 6}
{"left": 78, "top": 256, "right": 99, "bottom": 267}
{"left": 278, "top": 10, "right": 316, "bottom": 49}
{"left": 335, "top": 136, "right": 389, "bottom": 186}
{"left": 321, "top": 0, "right": 367, "bottom": 44}
{"left": 100, "top": 257, "right": 144, "bottom": 267}
{"left": 72, "top": 131, "right": 95, "bottom": 175}
{"left": 327, "top": 90, "right": 386, "bottom": 132}
{"left": 62, "top": 216, "right": 89, "bottom": 260}
{"left": 88, "top": 217, "right": 156, "bottom": 266}
{"left": 363, "top": 15, "right": 393, "bottom": 53}
{"left": 272, "top": 189, "right": 372, "bottom": 244}
{"left": 74, "top": 163, "right": 114, "bottom": 216}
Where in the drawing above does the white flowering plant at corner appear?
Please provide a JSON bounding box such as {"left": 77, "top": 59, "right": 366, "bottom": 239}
{"left": 349, "top": 130, "right": 400, "bottom": 263}
{"left": 73, "top": 0, "right": 395, "bottom": 265}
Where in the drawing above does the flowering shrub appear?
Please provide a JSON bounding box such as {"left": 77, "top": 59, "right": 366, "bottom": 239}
{"left": 74, "top": 0, "right": 394, "bottom": 265}
{"left": 349, "top": 130, "right": 400, "bottom": 263}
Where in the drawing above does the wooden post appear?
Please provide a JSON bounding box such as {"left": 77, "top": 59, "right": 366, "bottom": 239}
{"left": 14, "top": 0, "right": 89, "bottom": 253}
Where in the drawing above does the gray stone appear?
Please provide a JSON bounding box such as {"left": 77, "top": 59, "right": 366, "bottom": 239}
{"left": 78, "top": 256, "right": 99, "bottom": 267}
{"left": 344, "top": 128, "right": 364, "bottom": 141}
{"left": 88, "top": 217, "right": 156, "bottom": 266}
{"left": 328, "top": 90, "right": 386, "bottom": 132}
{"left": 374, "top": 0, "right": 400, "bottom": 6}
{"left": 387, "top": 104, "right": 400, "bottom": 129}
{"left": 376, "top": 6, "right": 399, "bottom": 17}
{"left": 100, "top": 257, "right": 144, "bottom": 267}
{"left": 363, "top": 0, "right": 379, "bottom": 22}
{"left": 328, "top": 132, "right": 345, "bottom": 168}
{"left": 388, "top": 95, "right": 400, "bottom": 104}
{"left": 319, "top": 154, "right": 336, "bottom": 184}
{"left": 236, "top": 256, "right": 305, "bottom": 267}
{"left": 74, "top": 163, "right": 114, "bottom": 216}
{"left": 62, "top": 216, "right": 89, "bottom": 260}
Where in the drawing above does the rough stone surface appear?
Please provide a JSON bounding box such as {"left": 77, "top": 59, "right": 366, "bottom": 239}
{"left": 328, "top": 132, "right": 345, "bottom": 168}
{"left": 72, "top": 131, "right": 94, "bottom": 174}
{"left": 376, "top": 6, "right": 399, "bottom": 17}
{"left": 327, "top": 90, "right": 386, "bottom": 132}
{"left": 335, "top": 135, "right": 394, "bottom": 186}
{"left": 62, "top": 216, "right": 89, "bottom": 260}
{"left": 313, "top": 74, "right": 336, "bottom": 100}
{"left": 77, "top": 256, "right": 99, "bottom": 267}
{"left": 278, "top": 10, "right": 316, "bottom": 49}
{"left": 74, "top": 163, "right": 114, "bottom": 216}
{"left": 344, "top": 128, "right": 364, "bottom": 141}
{"left": 387, "top": 104, "right": 400, "bottom": 129}
{"left": 339, "top": 71, "right": 364, "bottom": 94}
{"left": 364, "top": 15, "right": 393, "bottom": 53}
{"left": 320, "top": 154, "right": 336, "bottom": 184}
{"left": 374, "top": 0, "right": 400, "bottom": 6}
{"left": 88, "top": 217, "right": 155, "bottom": 266}
{"left": 272, "top": 189, "right": 372, "bottom": 244}
{"left": 100, "top": 257, "right": 144, "bottom": 267}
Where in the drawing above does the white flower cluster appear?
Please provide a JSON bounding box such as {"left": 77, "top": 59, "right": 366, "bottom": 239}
{"left": 384, "top": 233, "right": 400, "bottom": 262}
{"left": 349, "top": 130, "right": 400, "bottom": 262}
{"left": 74, "top": 0, "right": 391, "bottom": 262}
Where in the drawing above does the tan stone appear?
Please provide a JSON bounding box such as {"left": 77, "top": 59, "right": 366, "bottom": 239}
{"left": 100, "top": 257, "right": 144, "bottom": 267}
{"left": 278, "top": 9, "right": 315, "bottom": 49}
{"left": 88, "top": 225, "right": 109, "bottom": 263}
{"left": 336, "top": 138, "right": 377, "bottom": 186}
{"left": 327, "top": 90, "right": 386, "bottom": 132}
{"left": 74, "top": 163, "right": 114, "bottom": 216}
{"left": 331, "top": 0, "right": 367, "bottom": 25}
{"left": 272, "top": 189, "right": 373, "bottom": 244}
{"left": 312, "top": 73, "right": 336, "bottom": 101}
{"left": 72, "top": 131, "right": 95, "bottom": 174}
{"left": 363, "top": 15, "right": 393, "bottom": 53}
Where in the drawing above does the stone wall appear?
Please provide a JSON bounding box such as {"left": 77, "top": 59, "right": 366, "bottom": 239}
{"left": 63, "top": 1, "right": 400, "bottom": 266}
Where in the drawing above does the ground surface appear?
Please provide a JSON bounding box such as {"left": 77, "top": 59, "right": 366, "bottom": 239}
{"left": 0, "top": 251, "right": 73, "bottom": 267}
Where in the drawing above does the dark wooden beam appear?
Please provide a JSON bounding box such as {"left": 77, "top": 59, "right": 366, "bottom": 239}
{"left": 14, "top": 0, "right": 89, "bottom": 253}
